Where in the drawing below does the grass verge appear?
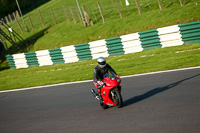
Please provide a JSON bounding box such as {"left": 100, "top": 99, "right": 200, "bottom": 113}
{"left": 0, "top": 43, "right": 199, "bottom": 91}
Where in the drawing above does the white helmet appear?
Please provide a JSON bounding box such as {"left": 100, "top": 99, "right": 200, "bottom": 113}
{"left": 97, "top": 57, "right": 106, "bottom": 68}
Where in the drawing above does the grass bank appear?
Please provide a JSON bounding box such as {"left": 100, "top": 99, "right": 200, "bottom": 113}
{"left": 26, "top": 1, "right": 200, "bottom": 51}
{"left": 0, "top": 43, "right": 199, "bottom": 91}
{"left": 3, "top": 0, "right": 200, "bottom": 52}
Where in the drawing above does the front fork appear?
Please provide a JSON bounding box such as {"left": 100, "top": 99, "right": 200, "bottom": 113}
{"left": 111, "top": 91, "right": 115, "bottom": 97}
{"left": 110, "top": 87, "right": 121, "bottom": 102}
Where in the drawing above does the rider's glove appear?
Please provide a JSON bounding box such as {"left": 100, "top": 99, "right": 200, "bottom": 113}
{"left": 97, "top": 81, "right": 103, "bottom": 86}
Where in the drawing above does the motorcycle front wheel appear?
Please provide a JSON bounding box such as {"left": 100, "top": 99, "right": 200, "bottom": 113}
{"left": 112, "top": 88, "right": 123, "bottom": 108}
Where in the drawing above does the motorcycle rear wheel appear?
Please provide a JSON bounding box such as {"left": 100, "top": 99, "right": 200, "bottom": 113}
{"left": 112, "top": 88, "right": 123, "bottom": 108}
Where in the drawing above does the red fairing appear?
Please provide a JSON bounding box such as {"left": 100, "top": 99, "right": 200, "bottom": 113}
{"left": 101, "top": 76, "right": 121, "bottom": 106}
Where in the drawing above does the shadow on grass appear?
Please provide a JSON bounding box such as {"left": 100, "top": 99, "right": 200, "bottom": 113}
{"left": 25, "top": 27, "right": 50, "bottom": 51}
{"left": 0, "top": 27, "right": 49, "bottom": 71}
{"left": 123, "top": 73, "right": 200, "bottom": 107}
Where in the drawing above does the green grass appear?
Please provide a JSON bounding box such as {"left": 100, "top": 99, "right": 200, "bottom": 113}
{"left": 0, "top": 43, "right": 199, "bottom": 91}
{"left": 2, "top": 0, "right": 200, "bottom": 52}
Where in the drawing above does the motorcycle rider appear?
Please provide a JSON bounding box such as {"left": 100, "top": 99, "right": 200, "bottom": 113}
{"left": 93, "top": 57, "right": 117, "bottom": 95}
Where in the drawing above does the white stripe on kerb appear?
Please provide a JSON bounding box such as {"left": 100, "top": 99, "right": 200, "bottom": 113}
{"left": 159, "top": 32, "right": 182, "bottom": 42}
{"left": 120, "top": 33, "right": 143, "bottom": 54}
{"left": 89, "top": 39, "right": 109, "bottom": 59}
{"left": 61, "top": 45, "right": 76, "bottom": 52}
{"left": 161, "top": 40, "right": 184, "bottom": 48}
{"left": 60, "top": 45, "right": 79, "bottom": 63}
{"left": 12, "top": 53, "right": 28, "bottom": 69}
{"left": 89, "top": 39, "right": 107, "bottom": 48}
{"left": 90, "top": 47, "right": 108, "bottom": 54}
{"left": 36, "top": 50, "right": 53, "bottom": 66}
{"left": 62, "top": 52, "right": 77, "bottom": 57}
{"left": 120, "top": 33, "right": 140, "bottom": 42}
{"left": 157, "top": 25, "right": 180, "bottom": 35}
{"left": 63, "top": 57, "right": 79, "bottom": 63}
{"left": 12, "top": 53, "right": 26, "bottom": 59}
{"left": 91, "top": 52, "right": 109, "bottom": 59}
{"left": 157, "top": 25, "right": 184, "bottom": 48}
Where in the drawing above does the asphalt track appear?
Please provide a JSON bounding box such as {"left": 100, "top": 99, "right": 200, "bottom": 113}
{"left": 0, "top": 67, "right": 200, "bottom": 133}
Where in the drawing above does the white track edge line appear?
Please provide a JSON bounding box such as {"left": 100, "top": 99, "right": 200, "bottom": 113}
{"left": 121, "top": 66, "right": 200, "bottom": 78}
{"left": 1, "top": 66, "right": 200, "bottom": 93}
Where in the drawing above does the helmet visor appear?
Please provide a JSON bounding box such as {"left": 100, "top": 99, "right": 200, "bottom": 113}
{"left": 98, "top": 61, "right": 106, "bottom": 65}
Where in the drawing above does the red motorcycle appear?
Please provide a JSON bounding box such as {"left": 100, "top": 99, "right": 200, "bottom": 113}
{"left": 91, "top": 70, "right": 123, "bottom": 109}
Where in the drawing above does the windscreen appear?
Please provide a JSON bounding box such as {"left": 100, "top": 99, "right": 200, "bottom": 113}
{"left": 103, "top": 70, "right": 116, "bottom": 79}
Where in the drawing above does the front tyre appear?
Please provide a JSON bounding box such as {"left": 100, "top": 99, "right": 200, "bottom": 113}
{"left": 112, "top": 88, "right": 123, "bottom": 108}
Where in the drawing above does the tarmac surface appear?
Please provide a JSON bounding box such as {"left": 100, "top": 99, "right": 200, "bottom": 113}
{"left": 0, "top": 67, "right": 200, "bottom": 133}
